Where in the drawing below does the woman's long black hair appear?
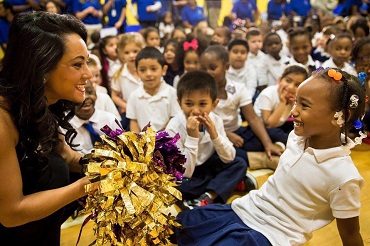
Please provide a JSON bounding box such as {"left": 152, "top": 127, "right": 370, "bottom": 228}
{"left": 0, "top": 12, "right": 87, "bottom": 174}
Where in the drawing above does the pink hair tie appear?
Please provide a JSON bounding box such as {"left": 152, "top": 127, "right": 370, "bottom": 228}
{"left": 183, "top": 39, "right": 199, "bottom": 51}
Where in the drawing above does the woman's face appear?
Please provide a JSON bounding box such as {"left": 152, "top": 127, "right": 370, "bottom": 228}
{"left": 45, "top": 33, "right": 92, "bottom": 105}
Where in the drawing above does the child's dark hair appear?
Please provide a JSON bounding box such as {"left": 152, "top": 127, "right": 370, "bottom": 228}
{"left": 287, "top": 26, "right": 312, "bottom": 43}
{"left": 177, "top": 33, "right": 207, "bottom": 64}
{"left": 142, "top": 27, "right": 159, "bottom": 41}
{"left": 228, "top": 38, "right": 249, "bottom": 52}
{"left": 350, "top": 17, "right": 370, "bottom": 37}
{"left": 246, "top": 28, "right": 261, "bottom": 40}
{"left": 99, "top": 35, "right": 117, "bottom": 94}
{"left": 327, "top": 30, "right": 354, "bottom": 48}
{"left": 135, "top": 46, "right": 166, "bottom": 67}
{"left": 203, "top": 45, "right": 229, "bottom": 64}
{"left": 313, "top": 68, "right": 366, "bottom": 144}
{"left": 164, "top": 38, "right": 183, "bottom": 69}
{"left": 281, "top": 65, "right": 308, "bottom": 80}
{"left": 177, "top": 70, "right": 218, "bottom": 102}
{"left": 215, "top": 26, "right": 232, "bottom": 43}
{"left": 352, "top": 36, "right": 370, "bottom": 60}
{"left": 262, "top": 32, "right": 281, "bottom": 52}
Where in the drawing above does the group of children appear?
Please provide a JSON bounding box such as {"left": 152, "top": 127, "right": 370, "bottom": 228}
{"left": 63, "top": 11, "right": 370, "bottom": 244}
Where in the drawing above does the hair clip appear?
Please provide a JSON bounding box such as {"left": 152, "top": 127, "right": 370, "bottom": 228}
{"left": 328, "top": 69, "right": 342, "bottom": 82}
{"left": 334, "top": 111, "right": 344, "bottom": 127}
{"left": 354, "top": 131, "right": 368, "bottom": 145}
{"left": 316, "top": 66, "right": 324, "bottom": 72}
{"left": 183, "top": 39, "right": 199, "bottom": 51}
{"left": 358, "top": 72, "right": 366, "bottom": 87}
{"left": 353, "top": 119, "right": 363, "bottom": 130}
{"left": 349, "top": 94, "right": 359, "bottom": 109}
{"left": 329, "top": 34, "right": 336, "bottom": 40}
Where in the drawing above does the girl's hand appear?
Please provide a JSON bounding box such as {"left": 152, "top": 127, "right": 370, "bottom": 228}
{"left": 198, "top": 113, "right": 218, "bottom": 140}
{"left": 278, "top": 84, "right": 288, "bottom": 104}
{"left": 264, "top": 142, "right": 284, "bottom": 158}
{"left": 227, "top": 132, "right": 244, "bottom": 148}
{"left": 186, "top": 115, "right": 200, "bottom": 138}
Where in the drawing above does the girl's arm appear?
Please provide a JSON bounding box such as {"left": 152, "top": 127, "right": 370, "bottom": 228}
{"left": 337, "top": 217, "right": 363, "bottom": 246}
{"left": 129, "top": 119, "right": 141, "bottom": 133}
{"left": 261, "top": 102, "right": 287, "bottom": 128}
{"left": 241, "top": 104, "right": 283, "bottom": 157}
{"left": 0, "top": 111, "right": 89, "bottom": 227}
{"left": 115, "top": 7, "right": 126, "bottom": 29}
{"left": 103, "top": 0, "right": 114, "bottom": 14}
{"left": 111, "top": 89, "right": 127, "bottom": 113}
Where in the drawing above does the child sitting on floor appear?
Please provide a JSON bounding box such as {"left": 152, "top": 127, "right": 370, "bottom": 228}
{"left": 166, "top": 70, "right": 251, "bottom": 210}
{"left": 175, "top": 67, "right": 366, "bottom": 246}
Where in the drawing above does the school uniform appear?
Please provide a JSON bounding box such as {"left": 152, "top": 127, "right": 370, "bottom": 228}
{"left": 247, "top": 50, "right": 268, "bottom": 87}
{"left": 126, "top": 80, "right": 181, "bottom": 131}
{"left": 253, "top": 85, "right": 292, "bottom": 127}
{"left": 226, "top": 62, "right": 258, "bottom": 100}
{"left": 111, "top": 63, "right": 142, "bottom": 129}
{"left": 70, "top": 109, "right": 118, "bottom": 154}
{"left": 264, "top": 54, "right": 289, "bottom": 86}
{"left": 95, "top": 92, "right": 122, "bottom": 120}
{"left": 322, "top": 57, "right": 358, "bottom": 76}
{"left": 165, "top": 111, "right": 247, "bottom": 202}
{"left": 214, "top": 80, "right": 287, "bottom": 152}
{"left": 285, "top": 55, "right": 321, "bottom": 75}
{"left": 111, "top": 63, "right": 142, "bottom": 103}
{"left": 175, "top": 132, "right": 363, "bottom": 246}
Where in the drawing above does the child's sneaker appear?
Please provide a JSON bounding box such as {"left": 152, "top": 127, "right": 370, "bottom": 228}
{"left": 185, "top": 193, "right": 213, "bottom": 209}
{"left": 235, "top": 172, "right": 258, "bottom": 193}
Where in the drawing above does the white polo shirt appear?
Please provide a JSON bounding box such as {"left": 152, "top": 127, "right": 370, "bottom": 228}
{"left": 165, "top": 111, "right": 236, "bottom": 178}
{"left": 232, "top": 132, "right": 363, "bottom": 246}
{"left": 126, "top": 80, "right": 181, "bottom": 131}
{"left": 95, "top": 92, "right": 122, "bottom": 120}
{"left": 322, "top": 57, "right": 358, "bottom": 77}
{"left": 253, "top": 85, "right": 292, "bottom": 127}
{"left": 287, "top": 55, "right": 321, "bottom": 74}
{"left": 264, "top": 54, "right": 289, "bottom": 86}
{"left": 213, "top": 80, "right": 252, "bottom": 132}
{"left": 227, "top": 61, "right": 258, "bottom": 100}
{"left": 247, "top": 50, "right": 268, "bottom": 86}
{"left": 70, "top": 109, "right": 118, "bottom": 155}
{"left": 111, "top": 63, "right": 142, "bottom": 102}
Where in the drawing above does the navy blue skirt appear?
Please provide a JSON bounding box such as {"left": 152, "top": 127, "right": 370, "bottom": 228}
{"left": 175, "top": 204, "right": 272, "bottom": 246}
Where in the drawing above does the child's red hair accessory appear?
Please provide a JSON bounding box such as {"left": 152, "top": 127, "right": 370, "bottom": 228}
{"left": 328, "top": 68, "right": 342, "bottom": 82}
{"left": 183, "top": 39, "right": 199, "bottom": 51}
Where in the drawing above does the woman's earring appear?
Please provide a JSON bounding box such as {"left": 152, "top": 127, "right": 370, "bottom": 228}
{"left": 43, "top": 77, "right": 47, "bottom": 84}
{"left": 334, "top": 111, "right": 344, "bottom": 127}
